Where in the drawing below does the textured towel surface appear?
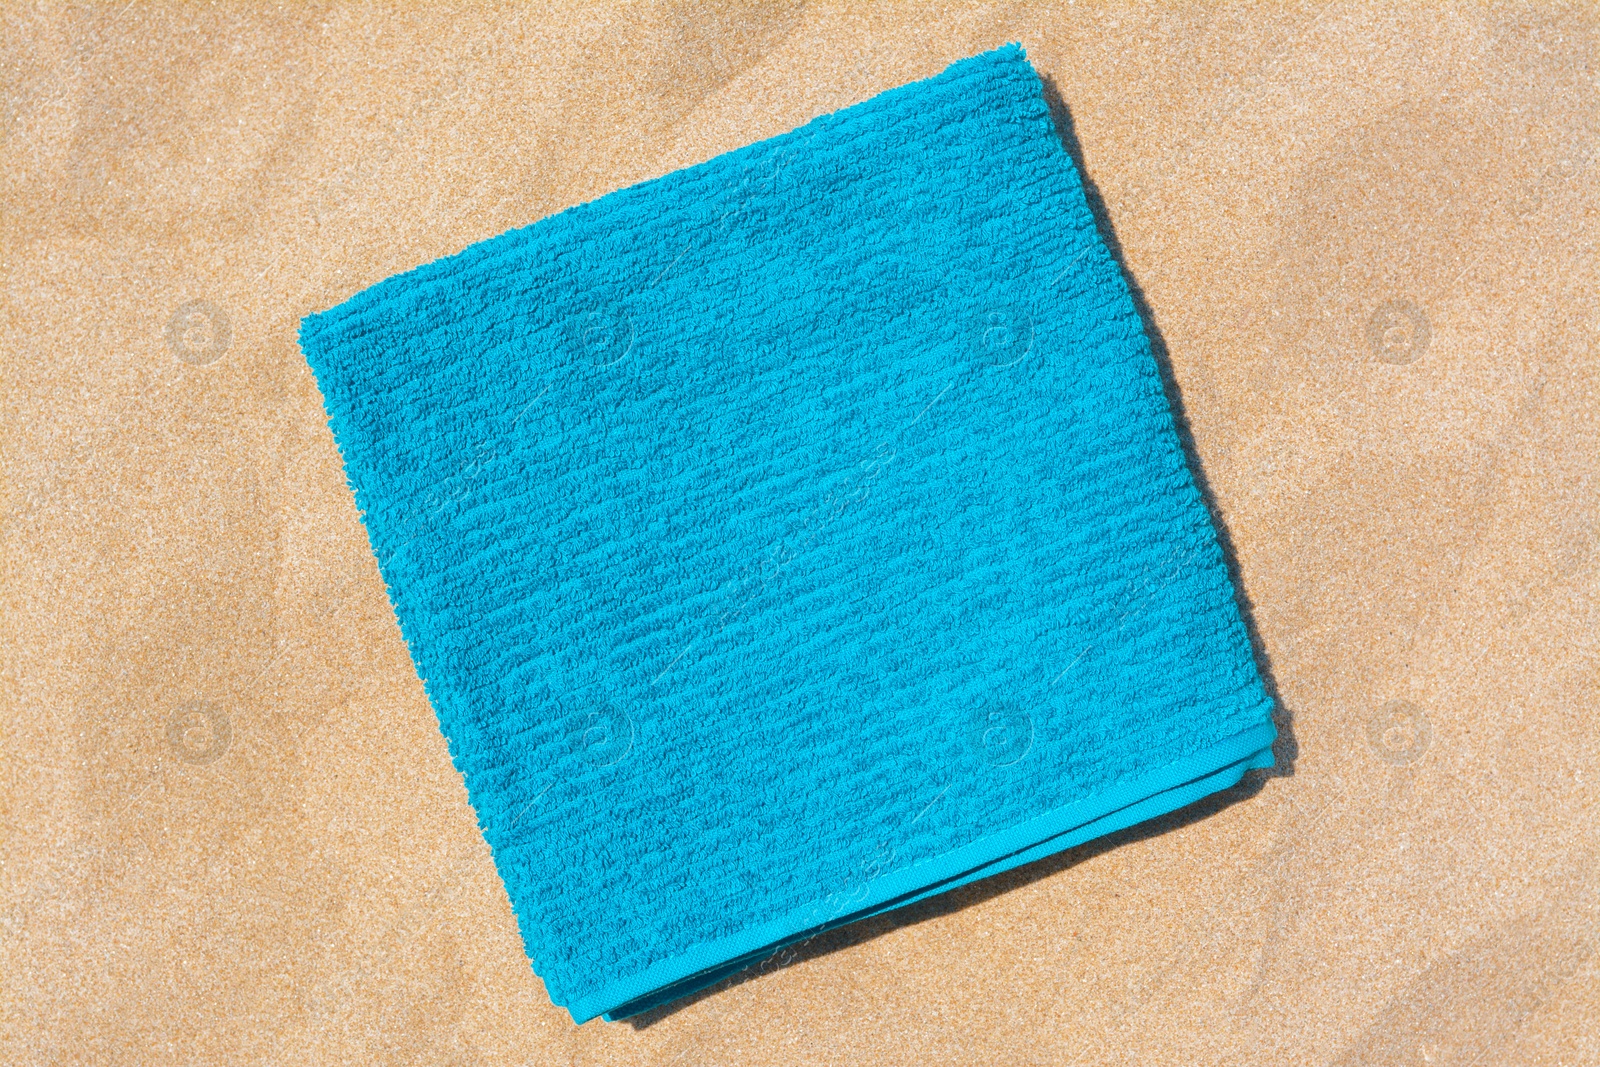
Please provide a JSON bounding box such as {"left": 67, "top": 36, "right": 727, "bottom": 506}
{"left": 298, "top": 43, "right": 1276, "bottom": 1023}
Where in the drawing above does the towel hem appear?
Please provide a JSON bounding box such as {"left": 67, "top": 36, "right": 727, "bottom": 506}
{"left": 562, "top": 715, "right": 1276, "bottom": 1023}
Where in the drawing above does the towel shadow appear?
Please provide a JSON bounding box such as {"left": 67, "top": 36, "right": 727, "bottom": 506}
{"left": 625, "top": 75, "right": 1297, "bottom": 1032}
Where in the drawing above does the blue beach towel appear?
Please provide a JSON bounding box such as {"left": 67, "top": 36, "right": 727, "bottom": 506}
{"left": 299, "top": 43, "right": 1276, "bottom": 1023}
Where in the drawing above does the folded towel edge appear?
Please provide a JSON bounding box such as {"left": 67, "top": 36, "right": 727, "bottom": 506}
{"left": 565, "top": 715, "right": 1277, "bottom": 1024}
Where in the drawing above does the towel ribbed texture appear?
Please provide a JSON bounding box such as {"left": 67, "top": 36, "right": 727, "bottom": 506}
{"left": 298, "top": 43, "right": 1277, "bottom": 1023}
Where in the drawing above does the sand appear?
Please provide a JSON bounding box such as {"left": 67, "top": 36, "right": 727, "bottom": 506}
{"left": 3, "top": 2, "right": 1597, "bottom": 1063}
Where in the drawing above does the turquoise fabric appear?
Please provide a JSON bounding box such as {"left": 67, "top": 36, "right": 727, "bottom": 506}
{"left": 298, "top": 43, "right": 1276, "bottom": 1024}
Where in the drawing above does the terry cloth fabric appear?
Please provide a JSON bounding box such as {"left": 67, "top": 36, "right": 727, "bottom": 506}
{"left": 298, "top": 43, "right": 1277, "bottom": 1024}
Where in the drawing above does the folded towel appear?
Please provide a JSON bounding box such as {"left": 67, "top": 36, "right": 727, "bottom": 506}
{"left": 298, "top": 42, "right": 1276, "bottom": 1023}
